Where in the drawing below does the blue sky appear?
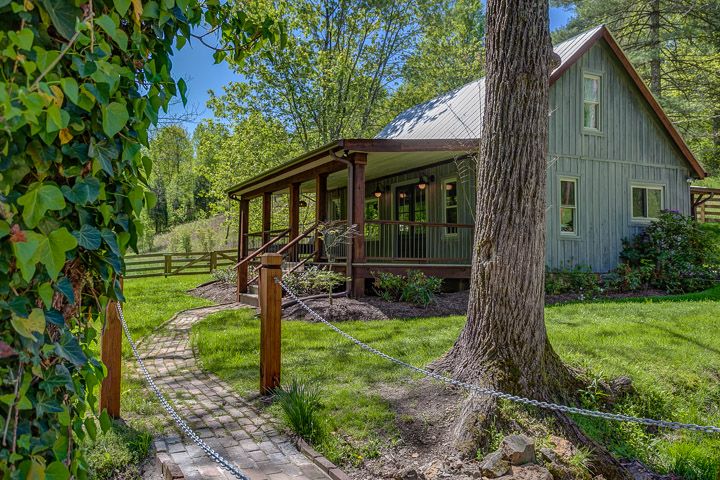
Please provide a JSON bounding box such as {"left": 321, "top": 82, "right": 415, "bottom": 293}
{"left": 167, "top": 5, "right": 575, "bottom": 131}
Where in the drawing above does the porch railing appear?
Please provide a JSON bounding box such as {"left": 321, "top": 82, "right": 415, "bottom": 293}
{"left": 364, "top": 220, "right": 474, "bottom": 264}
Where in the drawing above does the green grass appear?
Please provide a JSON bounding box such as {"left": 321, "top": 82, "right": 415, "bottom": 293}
{"left": 194, "top": 285, "right": 720, "bottom": 477}
{"left": 83, "top": 274, "right": 213, "bottom": 479}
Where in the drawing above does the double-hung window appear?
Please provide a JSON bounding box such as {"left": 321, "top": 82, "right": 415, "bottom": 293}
{"left": 631, "top": 185, "right": 663, "bottom": 221}
{"left": 583, "top": 74, "right": 601, "bottom": 131}
{"left": 560, "top": 178, "right": 578, "bottom": 236}
{"left": 443, "top": 178, "right": 458, "bottom": 235}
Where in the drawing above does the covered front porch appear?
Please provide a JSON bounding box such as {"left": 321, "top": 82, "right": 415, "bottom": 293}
{"left": 228, "top": 138, "right": 479, "bottom": 298}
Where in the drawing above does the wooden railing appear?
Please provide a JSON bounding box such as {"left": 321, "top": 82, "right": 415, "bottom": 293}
{"left": 124, "top": 249, "right": 236, "bottom": 278}
{"left": 364, "top": 220, "right": 474, "bottom": 263}
{"left": 692, "top": 186, "right": 720, "bottom": 223}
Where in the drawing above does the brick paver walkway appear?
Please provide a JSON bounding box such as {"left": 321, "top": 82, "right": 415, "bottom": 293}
{"left": 138, "top": 304, "right": 329, "bottom": 480}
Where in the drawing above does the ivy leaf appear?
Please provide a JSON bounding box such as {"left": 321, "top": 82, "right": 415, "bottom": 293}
{"left": 36, "top": 229, "right": 78, "bottom": 280}
{"left": 102, "top": 102, "right": 129, "bottom": 137}
{"left": 45, "top": 461, "right": 70, "bottom": 480}
{"left": 46, "top": 104, "right": 69, "bottom": 132}
{"left": 84, "top": 417, "right": 97, "bottom": 441}
{"left": 0, "top": 220, "right": 9, "bottom": 239}
{"left": 55, "top": 331, "right": 87, "bottom": 366}
{"left": 12, "top": 234, "right": 40, "bottom": 281}
{"left": 99, "top": 410, "right": 112, "bottom": 433}
{"left": 38, "top": 282, "right": 54, "bottom": 308}
{"left": 73, "top": 224, "right": 101, "bottom": 250}
{"left": 114, "top": 0, "right": 131, "bottom": 16}
{"left": 9, "top": 29, "right": 34, "bottom": 50}
{"left": 36, "top": 394, "right": 64, "bottom": 416}
{"left": 40, "top": 0, "right": 83, "bottom": 40}
{"left": 60, "top": 78, "right": 79, "bottom": 104}
{"left": 101, "top": 229, "right": 120, "bottom": 256}
{"left": 55, "top": 277, "right": 75, "bottom": 305}
{"left": 45, "top": 309, "right": 65, "bottom": 327}
{"left": 10, "top": 308, "right": 45, "bottom": 340}
{"left": 18, "top": 183, "right": 66, "bottom": 228}
{"left": 177, "top": 78, "right": 187, "bottom": 106}
{"left": 128, "top": 187, "right": 144, "bottom": 216}
{"left": 71, "top": 176, "right": 100, "bottom": 205}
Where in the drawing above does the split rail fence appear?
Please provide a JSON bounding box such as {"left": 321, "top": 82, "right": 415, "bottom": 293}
{"left": 124, "top": 249, "right": 236, "bottom": 278}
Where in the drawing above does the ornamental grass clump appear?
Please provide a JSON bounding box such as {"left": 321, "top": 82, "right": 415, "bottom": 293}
{"left": 274, "top": 379, "right": 325, "bottom": 444}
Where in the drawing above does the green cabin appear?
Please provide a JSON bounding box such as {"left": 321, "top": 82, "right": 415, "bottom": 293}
{"left": 228, "top": 25, "right": 706, "bottom": 300}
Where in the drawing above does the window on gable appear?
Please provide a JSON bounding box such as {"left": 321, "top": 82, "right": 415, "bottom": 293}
{"left": 583, "top": 74, "right": 601, "bottom": 130}
{"left": 560, "top": 178, "right": 577, "bottom": 235}
{"left": 443, "top": 178, "right": 458, "bottom": 235}
{"left": 631, "top": 185, "right": 663, "bottom": 220}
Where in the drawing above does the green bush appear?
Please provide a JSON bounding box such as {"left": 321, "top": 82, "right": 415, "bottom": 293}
{"left": 274, "top": 379, "right": 325, "bottom": 443}
{"left": 372, "top": 270, "right": 443, "bottom": 307}
{"left": 283, "top": 266, "right": 347, "bottom": 297}
{"left": 83, "top": 421, "right": 153, "bottom": 480}
{"left": 615, "top": 211, "right": 719, "bottom": 293}
{"left": 212, "top": 266, "right": 237, "bottom": 284}
{"left": 545, "top": 264, "right": 602, "bottom": 297}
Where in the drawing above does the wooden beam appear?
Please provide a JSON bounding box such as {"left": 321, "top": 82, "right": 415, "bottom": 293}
{"left": 289, "top": 182, "right": 301, "bottom": 261}
{"left": 351, "top": 153, "right": 367, "bottom": 297}
{"left": 262, "top": 192, "right": 272, "bottom": 243}
{"left": 315, "top": 173, "right": 328, "bottom": 260}
{"left": 236, "top": 160, "right": 347, "bottom": 200}
{"left": 237, "top": 198, "right": 249, "bottom": 296}
{"left": 100, "top": 284, "right": 123, "bottom": 418}
{"left": 259, "top": 253, "right": 283, "bottom": 395}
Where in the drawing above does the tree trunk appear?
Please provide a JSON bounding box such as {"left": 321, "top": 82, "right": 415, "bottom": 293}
{"left": 431, "top": 0, "right": 629, "bottom": 477}
{"left": 649, "top": 0, "right": 662, "bottom": 97}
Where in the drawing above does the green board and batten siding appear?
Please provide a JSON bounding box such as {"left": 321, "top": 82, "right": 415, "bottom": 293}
{"left": 546, "top": 40, "right": 692, "bottom": 272}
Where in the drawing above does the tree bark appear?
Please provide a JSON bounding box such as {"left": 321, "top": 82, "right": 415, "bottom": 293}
{"left": 431, "top": 0, "right": 629, "bottom": 478}
{"left": 649, "top": 0, "right": 662, "bottom": 97}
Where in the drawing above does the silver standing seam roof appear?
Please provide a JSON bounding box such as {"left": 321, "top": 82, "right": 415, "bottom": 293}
{"left": 375, "top": 26, "right": 604, "bottom": 140}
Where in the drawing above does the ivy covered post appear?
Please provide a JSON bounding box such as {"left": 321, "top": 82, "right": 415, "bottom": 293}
{"left": 0, "top": 1, "right": 281, "bottom": 477}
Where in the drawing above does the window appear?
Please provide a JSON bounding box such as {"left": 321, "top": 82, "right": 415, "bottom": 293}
{"left": 583, "top": 74, "right": 601, "bottom": 130}
{"left": 559, "top": 178, "right": 577, "bottom": 235}
{"left": 443, "top": 178, "right": 458, "bottom": 235}
{"left": 631, "top": 185, "right": 663, "bottom": 220}
{"left": 364, "top": 197, "right": 380, "bottom": 240}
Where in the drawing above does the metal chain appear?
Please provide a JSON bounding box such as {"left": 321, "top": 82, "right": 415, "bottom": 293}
{"left": 115, "top": 303, "right": 250, "bottom": 480}
{"left": 276, "top": 278, "right": 720, "bottom": 435}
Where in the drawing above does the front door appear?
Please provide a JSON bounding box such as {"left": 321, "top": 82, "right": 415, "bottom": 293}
{"left": 395, "top": 184, "right": 427, "bottom": 258}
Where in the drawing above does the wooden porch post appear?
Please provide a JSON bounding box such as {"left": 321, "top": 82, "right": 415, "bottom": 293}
{"left": 100, "top": 280, "right": 123, "bottom": 418}
{"left": 289, "top": 182, "right": 301, "bottom": 261}
{"left": 259, "top": 253, "right": 282, "bottom": 394}
{"left": 351, "top": 153, "right": 367, "bottom": 297}
{"left": 237, "top": 198, "right": 250, "bottom": 297}
{"left": 315, "top": 173, "right": 328, "bottom": 260}
{"left": 262, "top": 191, "right": 272, "bottom": 243}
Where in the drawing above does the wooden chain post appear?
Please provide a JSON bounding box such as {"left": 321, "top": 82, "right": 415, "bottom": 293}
{"left": 259, "top": 253, "right": 283, "bottom": 395}
{"left": 100, "top": 280, "right": 123, "bottom": 418}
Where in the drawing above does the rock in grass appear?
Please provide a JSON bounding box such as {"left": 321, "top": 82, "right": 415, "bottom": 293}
{"left": 500, "top": 434, "right": 536, "bottom": 465}
{"left": 479, "top": 451, "right": 511, "bottom": 478}
{"left": 511, "top": 464, "right": 554, "bottom": 480}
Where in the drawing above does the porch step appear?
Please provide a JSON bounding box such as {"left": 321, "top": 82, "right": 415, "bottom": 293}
{"left": 239, "top": 293, "right": 259, "bottom": 307}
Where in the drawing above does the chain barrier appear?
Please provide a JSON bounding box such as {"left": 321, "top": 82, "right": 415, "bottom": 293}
{"left": 276, "top": 278, "right": 720, "bottom": 435}
{"left": 115, "top": 303, "right": 250, "bottom": 480}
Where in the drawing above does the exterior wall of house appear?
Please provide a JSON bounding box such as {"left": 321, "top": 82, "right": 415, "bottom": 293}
{"left": 325, "top": 40, "right": 693, "bottom": 273}
{"left": 546, "top": 40, "right": 693, "bottom": 271}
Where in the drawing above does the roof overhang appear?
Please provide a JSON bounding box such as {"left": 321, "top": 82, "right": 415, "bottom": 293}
{"left": 227, "top": 138, "right": 479, "bottom": 199}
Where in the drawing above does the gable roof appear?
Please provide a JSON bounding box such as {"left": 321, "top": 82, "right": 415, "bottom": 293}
{"left": 376, "top": 25, "right": 705, "bottom": 178}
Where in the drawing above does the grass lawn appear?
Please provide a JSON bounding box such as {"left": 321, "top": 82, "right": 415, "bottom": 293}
{"left": 84, "top": 274, "right": 212, "bottom": 479}
{"left": 194, "top": 285, "right": 720, "bottom": 479}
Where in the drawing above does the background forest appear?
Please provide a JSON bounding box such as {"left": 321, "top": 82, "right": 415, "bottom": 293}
{"left": 140, "top": 0, "right": 720, "bottom": 253}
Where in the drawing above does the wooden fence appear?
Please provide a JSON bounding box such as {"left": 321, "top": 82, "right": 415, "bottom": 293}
{"left": 124, "top": 249, "right": 236, "bottom": 278}
{"left": 691, "top": 186, "right": 720, "bottom": 223}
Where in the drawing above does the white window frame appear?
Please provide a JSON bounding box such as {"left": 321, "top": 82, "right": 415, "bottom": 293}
{"left": 559, "top": 177, "right": 578, "bottom": 237}
{"left": 583, "top": 73, "right": 602, "bottom": 132}
{"left": 442, "top": 177, "right": 459, "bottom": 236}
{"left": 630, "top": 184, "right": 664, "bottom": 222}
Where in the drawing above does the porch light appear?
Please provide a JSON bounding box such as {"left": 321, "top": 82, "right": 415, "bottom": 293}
{"left": 417, "top": 175, "right": 434, "bottom": 190}
{"left": 373, "top": 187, "right": 383, "bottom": 198}
{"left": 299, "top": 200, "right": 308, "bottom": 207}
{"left": 445, "top": 182, "right": 455, "bottom": 191}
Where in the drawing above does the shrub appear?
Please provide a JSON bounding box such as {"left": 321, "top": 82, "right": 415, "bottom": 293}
{"left": 212, "top": 266, "right": 237, "bottom": 285}
{"left": 181, "top": 231, "right": 193, "bottom": 253}
{"left": 372, "top": 270, "right": 443, "bottom": 307}
{"left": 283, "top": 266, "right": 347, "bottom": 297}
{"left": 274, "top": 379, "right": 324, "bottom": 443}
{"left": 199, "top": 227, "right": 217, "bottom": 252}
{"left": 615, "top": 211, "right": 719, "bottom": 293}
{"left": 545, "top": 264, "right": 602, "bottom": 297}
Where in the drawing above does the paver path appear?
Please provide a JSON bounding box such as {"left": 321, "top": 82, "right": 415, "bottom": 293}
{"left": 136, "top": 304, "right": 329, "bottom": 480}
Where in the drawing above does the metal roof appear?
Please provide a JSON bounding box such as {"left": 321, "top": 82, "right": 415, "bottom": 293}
{"left": 376, "top": 26, "right": 604, "bottom": 140}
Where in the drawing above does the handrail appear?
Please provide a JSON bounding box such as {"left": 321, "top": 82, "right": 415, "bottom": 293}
{"left": 276, "top": 222, "right": 319, "bottom": 256}
{"left": 234, "top": 228, "right": 290, "bottom": 269}
{"left": 246, "top": 228, "right": 289, "bottom": 237}
{"left": 365, "top": 219, "right": 475, "bottom": 228}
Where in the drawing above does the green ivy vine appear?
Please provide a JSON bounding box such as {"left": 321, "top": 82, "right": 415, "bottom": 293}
{"left": 0, "top": 1, "right": 281, "bottom": 478}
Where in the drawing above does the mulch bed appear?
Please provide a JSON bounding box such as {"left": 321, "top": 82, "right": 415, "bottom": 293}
{"left": 189, "top": 280, "right": 670, "bottom": 322}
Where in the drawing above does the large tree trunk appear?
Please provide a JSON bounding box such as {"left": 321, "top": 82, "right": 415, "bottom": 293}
{"left": 431, "top": 0, "right": 629, "bottom": 478}
{"left": 648, "top": 0, "right": 662, "bottom": 97}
